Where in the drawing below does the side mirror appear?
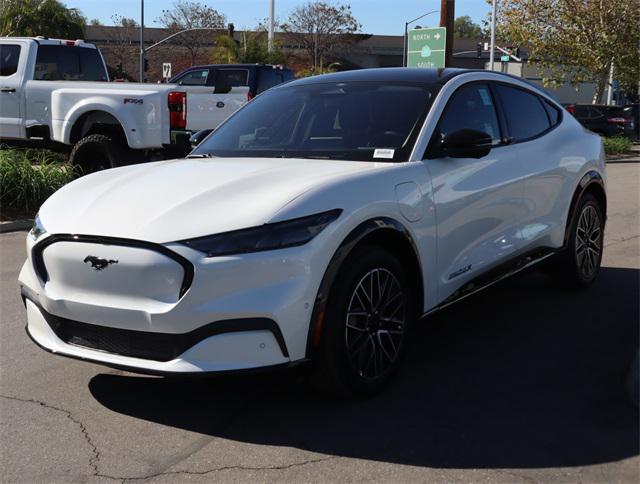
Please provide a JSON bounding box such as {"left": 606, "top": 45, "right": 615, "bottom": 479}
{"left": 441, "top": 129, "right": 492, "bottom": 159}
{"left": 189, "top": 129, "right": 213, "bottom": 149}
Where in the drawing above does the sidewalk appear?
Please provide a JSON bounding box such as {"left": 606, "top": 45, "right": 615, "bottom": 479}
{"left": 0, "top": 219, "right": 32, "bottom": 234}
{"left": 607, "top": 143, "right": 640, "bottom": 163}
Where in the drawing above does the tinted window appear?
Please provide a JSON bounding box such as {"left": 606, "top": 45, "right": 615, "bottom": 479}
{"left": 192, "top": 82, "right": 432, "bottom": 162}
{"left": 34, "top": 45, "right": 107, "bottom": 81}
{"left": 496, "top": 84, "right": 550, "bottom": 141}
{"left": 542, "top": 99, "right": 561, "bottom": 126}
{"left": 0, "top": 44, "right": 20, "bottom": 76}
{"left": 438, "top": 83, "right": 501, "bottom": 144}
{"left": 573, "top": 106, "right": 589, "bottom": 119}
{"left": 215, "top": 69, "right": 248, "bottom": 87}
{"left": 589, "top": 107, "right": 605, "bottom": 119}
{"left": 257, "top": 69, "right": 284, "bottom": 94}
{"left": 175, "top": 69, "right": 209, "bottom": 85}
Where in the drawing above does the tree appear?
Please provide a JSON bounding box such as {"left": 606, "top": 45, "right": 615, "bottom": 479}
{"left": 454, "top": 15, "right": 482, "bottom": 38}
{"left": 282, "top": 1, "right": 360, "bottom": 72}
{"left": 156, "top": 0, "right": 226, "bottom": 65}
{"left": 103, "top": 15, "right": 139, "bottom": 79}
{"left": 0, "top": 0, "right": 86, "bottom": 38}
{"left": 89, "top": 18, "right": 102, "bottom": 26}
{"left": 495, "top": 0, "right": 640, "bottom": 103}
{"left": 211, "top": 30, "right": 286, "bottom": 65}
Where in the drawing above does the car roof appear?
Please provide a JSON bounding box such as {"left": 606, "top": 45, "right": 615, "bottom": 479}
{"left": 0, "top": 37, "right": 96, "bottom": 48}
{"left": 289, "top": 67, "right": 468, "bottom": 86}
{"left": 180, "top": 64, "right": 289, "bottom": 69}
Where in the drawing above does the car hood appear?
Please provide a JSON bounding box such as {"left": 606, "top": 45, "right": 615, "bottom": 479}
{"left": 39, "top": 157, "right": 378, "bottom": 243}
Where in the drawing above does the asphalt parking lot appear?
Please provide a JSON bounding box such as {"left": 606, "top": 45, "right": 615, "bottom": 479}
{"left": 1, "top": 161, "right": 638, "bottom": 483}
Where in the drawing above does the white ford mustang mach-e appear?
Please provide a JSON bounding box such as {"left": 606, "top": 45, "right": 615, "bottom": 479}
{"left": 19, "top": 68, "right": 606, "bottom": 395}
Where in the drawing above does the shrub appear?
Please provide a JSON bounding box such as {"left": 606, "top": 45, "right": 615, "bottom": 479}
{"left": 602, "top": 136, "right": 632, "bottom": 155}
{"left": 0, "top": 147, "right": 76, "bottom": 217}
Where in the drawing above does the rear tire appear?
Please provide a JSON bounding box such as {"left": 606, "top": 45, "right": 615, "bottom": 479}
{"left": 69, "top": 134, "right": 125, "bottom": 175}
{"left": 550, "top": 192, "right": 604, "bottom": 288}
{"left": 311, "top": 246, "right": 417, "bottom": 397}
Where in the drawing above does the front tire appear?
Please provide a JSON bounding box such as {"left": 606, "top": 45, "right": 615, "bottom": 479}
{"left": 312, "top": 246, "right": 417, "bottom": 397}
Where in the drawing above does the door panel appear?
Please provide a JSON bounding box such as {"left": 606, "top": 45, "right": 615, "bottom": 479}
{"left": 492, "top": 84, "right": 566, "bottom": 249}
{"left": 424, "top": 82, "right": 530, "bottom": 302}
{"left": 0, "top": 43, "right": 24, "bottom": 139}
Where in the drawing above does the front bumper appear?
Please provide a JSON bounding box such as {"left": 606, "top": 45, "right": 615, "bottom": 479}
{"left": 19, "top": 232, "right": 328, "bottom": 374}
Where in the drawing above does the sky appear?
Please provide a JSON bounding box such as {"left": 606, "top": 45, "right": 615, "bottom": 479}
{"left": 65, "top": 0, "right": 491, "bottom": 36}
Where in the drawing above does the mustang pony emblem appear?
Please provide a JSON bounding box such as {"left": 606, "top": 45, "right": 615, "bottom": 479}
{"left": 83, "top": 256, "right": 118, "bottom": 271}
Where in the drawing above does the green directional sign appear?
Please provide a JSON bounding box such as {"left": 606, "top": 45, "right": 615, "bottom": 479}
{"left": 407, "top": 27, "right": 446, "bottom": 68}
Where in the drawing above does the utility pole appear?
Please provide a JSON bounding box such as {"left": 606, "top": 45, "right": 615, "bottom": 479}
{"left": 139, "top": 0, "right": 145, "bottom": 82}
{"left": 606, "top": 60, "right": 614, "bottom": 105}
{"left": 440, "top": 0, "right": 455, "bottom": 67}
{"left": 268, "top": 0, "right": 275, "bottom": 53}
{"left": 489, "top": 0, "right": 496, "bottom": 71}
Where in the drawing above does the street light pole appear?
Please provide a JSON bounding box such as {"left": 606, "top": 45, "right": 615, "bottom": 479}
{"left": 403, "top": 10, "right": 439, "bottom": 67}
{"left": 268, "top": 0, "right": 275, "bottom": 53}
{"left": 139, "top": 0, "right": 145, "bottom": 82}
{"left": 403, "top": 22, "right": 408, "bottom": 67}
{"left": 489, "top": 0, "right": 497, "bottom": 71}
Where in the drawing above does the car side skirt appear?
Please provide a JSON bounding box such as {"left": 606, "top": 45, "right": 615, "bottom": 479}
{"left": 423, "top": 246, "right": 557, "bottom": 316}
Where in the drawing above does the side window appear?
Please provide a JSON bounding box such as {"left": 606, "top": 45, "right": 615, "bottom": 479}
{"left": 78, "top": 48, "right": 108, "bottom": 81}
{"left": 589, "top": 107, "right": 604, "bottom": 119}
{"left": 34, "top": 45, "right": 106, "bottom": 81}
{"left": 542, "top": 99, "right": 561, "bottom": 126}
{"left": 495, "top": 84, "right": 551, "bottom": 141}
{"left": 573, "top": 106, "right": 589, "bottom": 119}
{"left": 437, "top": 83, "right": 502, "bottom": 145}
{"left": 35, "top": 45, "right": 78, "bottom": 80}
{"left": 0, "top": 44, "right": 21, "bottom": 76}
{"left": 257, "top": 69, "right": 282, "bottom": 94}
{"left": 175, "top": 69, "right": 209, "bottom": 85}
{"left": 214, "top": 69, "right": 248, "bottom": 87}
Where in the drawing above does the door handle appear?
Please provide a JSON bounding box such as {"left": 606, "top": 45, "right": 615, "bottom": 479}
{"left": 0, "top": 87, "right": 16, "bottom": 93}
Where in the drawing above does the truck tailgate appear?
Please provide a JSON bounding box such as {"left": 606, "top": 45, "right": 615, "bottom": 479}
{"left": 183, "top": 86, "right": 249, "bottom": 131}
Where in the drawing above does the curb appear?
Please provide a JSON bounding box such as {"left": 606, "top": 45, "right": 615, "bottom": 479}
{"left": 0, "top": 219, "right": 33, "bottom": 234}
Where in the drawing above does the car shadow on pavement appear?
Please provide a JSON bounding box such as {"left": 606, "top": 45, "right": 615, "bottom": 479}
{"left": 89, "top": 266, "right": 639, "bottom": 469}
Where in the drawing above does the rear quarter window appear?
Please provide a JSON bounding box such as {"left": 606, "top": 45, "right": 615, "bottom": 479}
{"left": 0, "top": 44, "right": 21, "bottom": 76}
{"left": 542, "top": 99, "right": 561, "bottom": 126}
{"left": 34, "top": 45, "right": 107, "bottom": 81}
{"left": 495, "top": 84, "right": 551, "bottom": 141}
{"left": 257, "top": 69, "right": 284, "bottom": 94}
{"left": 214, "top": 69, "right": 249, "bottom": 87}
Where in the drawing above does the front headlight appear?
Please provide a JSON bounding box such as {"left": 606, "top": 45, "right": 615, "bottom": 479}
{"left": 178, "top": 209, "right": 342, "bottom": 257}
{"left": 30, "top": 213, "right": 47, "bottom": 241}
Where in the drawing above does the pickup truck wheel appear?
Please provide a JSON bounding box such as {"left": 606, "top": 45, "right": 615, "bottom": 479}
{"left": 70, "top": 134, "right": 124, "bottom": 175}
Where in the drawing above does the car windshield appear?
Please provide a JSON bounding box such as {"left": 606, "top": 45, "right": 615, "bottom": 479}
{"left": 191, "top": 81, "right": 433, "bottom": 162}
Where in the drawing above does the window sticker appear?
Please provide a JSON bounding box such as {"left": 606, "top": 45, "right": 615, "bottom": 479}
{"left": 373, "top": 148, "right": 395, "bottom": 159}
{"left": 478, "top": 88, "right": 493, "bottom": 106}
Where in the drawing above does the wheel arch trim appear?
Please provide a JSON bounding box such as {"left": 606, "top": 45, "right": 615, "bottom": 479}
{"left": 305, "top": 216, "right": 424, "bottom": 357}
{"left": 564, "top": 170, "right": 607, "bottom": 245}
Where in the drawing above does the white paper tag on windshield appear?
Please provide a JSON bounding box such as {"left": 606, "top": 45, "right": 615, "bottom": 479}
{"left": 373, "top": 148, "right": 395, "bottom": 159}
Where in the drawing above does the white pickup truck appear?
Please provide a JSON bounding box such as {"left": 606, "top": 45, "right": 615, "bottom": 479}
{"left": 0, "top": 37, "right": 248, "bottom": 172}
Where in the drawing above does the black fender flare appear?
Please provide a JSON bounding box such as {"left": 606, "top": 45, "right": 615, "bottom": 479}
{"left": 305, "top": 217, "right": 423, "bottom": 358}
{"left": 563, "top": 170, "right": 607, "bottom": 245}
